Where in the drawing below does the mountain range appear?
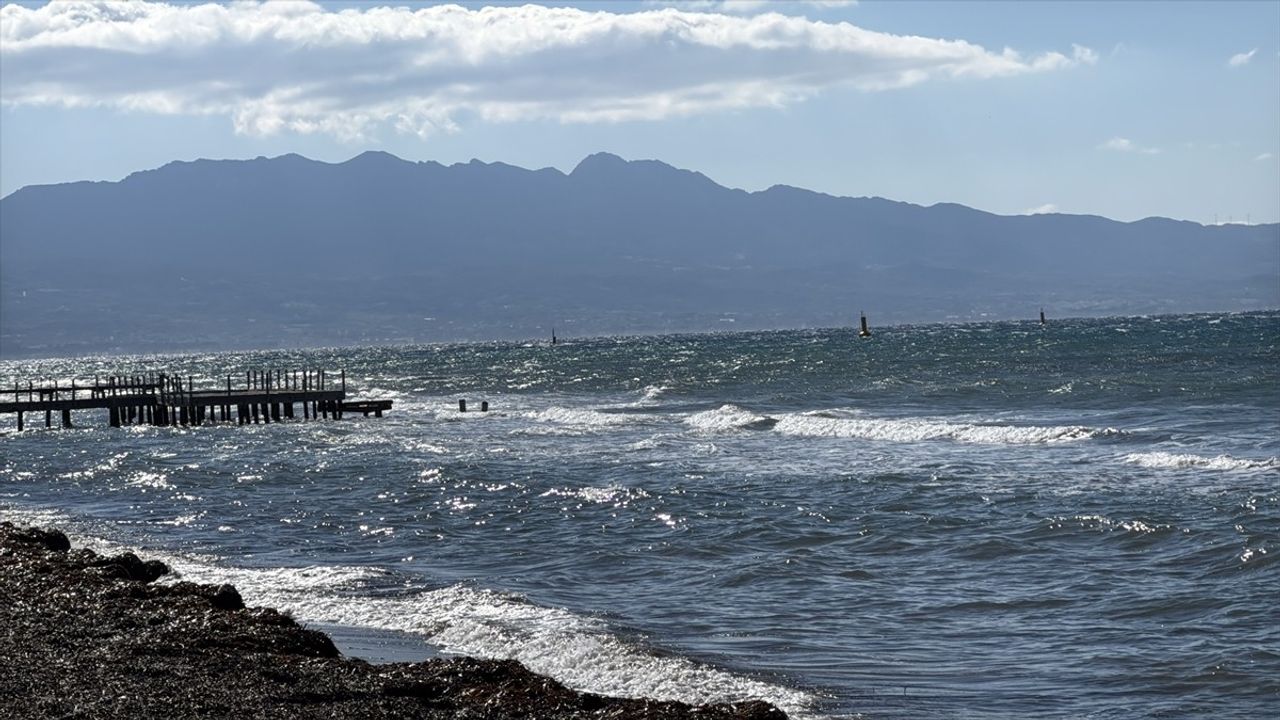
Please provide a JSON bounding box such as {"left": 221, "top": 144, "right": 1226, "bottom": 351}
{"left": 1, "top": 151, "right": 1276, "bottom": 357}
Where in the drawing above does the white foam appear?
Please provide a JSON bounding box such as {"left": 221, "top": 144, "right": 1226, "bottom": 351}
{"left": 638, "top": 385, "right": 670, "bottom": 403}
{"left": 169, "top": 559, "right": 391, "bottom": 595}
{"left": 773, "top": 411, "right": 1114, "bottom": 445}
{"left": 346, "top": 386, "right": 430, "bottom": 412}
{"left": 127, "top": 471, "right": 173, "bottom": 490}
{"left": 258, "top": 583, "right": 816, "bottom": 717}
{"left": 524, "top": 407, "right": 644, "bottom": 429}
{"left": 0, "top": 505, "right": 816, "bottom": 717}
{"left": 170, "top": 556, "right": 815, "bottom": 716}
{"left": 1123, "top": 452, "right": 1280, "bottom": 472}
{"left": 684, "top": 404, "right": 774, "bottom": 432}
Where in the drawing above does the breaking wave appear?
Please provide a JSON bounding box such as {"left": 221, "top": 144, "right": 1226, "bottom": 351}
{"left": 1122, "top": 452, "right": 1279, "bottom": 472}
{"left": 638, "top": 385, "right": 671, "bottom": 403}
{"left": 684, "top": 404, "right": 777, "bottom": 432}
{"left": 773, "top": 411, "right": 1117, "bottom": 445}
{"left": 524, "top": 407, "right": 645, "bottom": 428}
{"left": 0, "top": 506, "right": 816, "bottom": 718}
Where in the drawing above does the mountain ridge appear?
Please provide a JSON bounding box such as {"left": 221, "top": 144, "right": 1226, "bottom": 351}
{"left": 0, "top": 151, "right": 1276, "bottom": 357}
{"left": 6, "top": 151, "right": 1275, "bottom": 230}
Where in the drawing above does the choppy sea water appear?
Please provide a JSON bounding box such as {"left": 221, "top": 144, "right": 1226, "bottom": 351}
{"left": 2, "top": 312, "right": 1277, "bottom": 719}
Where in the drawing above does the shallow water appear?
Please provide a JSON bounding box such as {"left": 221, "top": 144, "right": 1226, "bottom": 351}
{"left": 2, "top": 312, "right": 1278, "bottom": 718}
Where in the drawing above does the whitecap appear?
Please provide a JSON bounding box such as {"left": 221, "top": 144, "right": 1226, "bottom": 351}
{"left": 1122, "top": 452, "right": 1279, "bottom": 472}
{"left": 638, "top": 385, "right": 670, "bottom": 403}
{"left": 774, "top": 411, "right": 1114, "bottom": 445}
{"left": 524, "top": 407, "right": 644, "bottom": 429}
{"left": 683, "top": 404, "right": 776, "bottom": 432}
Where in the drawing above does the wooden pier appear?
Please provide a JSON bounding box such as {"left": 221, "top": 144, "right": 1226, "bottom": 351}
{"left": 1, "top": 370, "right": 392, "bottom": 431}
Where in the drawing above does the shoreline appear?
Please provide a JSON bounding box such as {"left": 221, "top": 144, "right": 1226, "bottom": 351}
{"left": 0, "top": 521, "right": 787, "bottom": 719}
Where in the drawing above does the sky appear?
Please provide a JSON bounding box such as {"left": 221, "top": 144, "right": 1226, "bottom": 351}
{"left": 1, "top": 0, "right": 1277, "bottom": 223}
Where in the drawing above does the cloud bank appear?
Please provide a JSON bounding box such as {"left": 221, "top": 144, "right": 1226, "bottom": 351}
{"left": 0, "top": 1, "right": 1095, "bottom": 140}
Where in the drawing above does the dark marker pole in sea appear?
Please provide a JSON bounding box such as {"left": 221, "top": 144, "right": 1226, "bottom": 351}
{"left": 1040, "top": 308, "right": 1047, "bottom": 325}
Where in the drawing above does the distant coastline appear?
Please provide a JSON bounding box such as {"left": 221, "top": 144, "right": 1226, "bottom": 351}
{"left": 2, "top": 151, "right": 1275, "bottom": 358}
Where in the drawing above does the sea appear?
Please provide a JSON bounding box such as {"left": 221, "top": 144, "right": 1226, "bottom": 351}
{"left": 2, "top": 312, "right": 1277, "bottom": 719}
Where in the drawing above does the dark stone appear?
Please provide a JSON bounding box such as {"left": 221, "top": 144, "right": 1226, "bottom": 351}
{"left": 90, "top": 552, "right": 169, "bottom": 583}
{"left": 141, "top": 559, "right": 170, "bottom": 582}
{"left": 210, "top": 583, "right": 244, "bottom": 611}
{"left": 12, "top": 525, "right": 71, "bottom": 552}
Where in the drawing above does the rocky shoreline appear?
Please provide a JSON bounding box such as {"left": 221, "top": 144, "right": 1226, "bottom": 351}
{"left": 0, "top": 522, "right": 787, "bottom": 719}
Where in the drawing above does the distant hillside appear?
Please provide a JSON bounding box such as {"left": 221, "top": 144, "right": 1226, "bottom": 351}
{"left": 1, "top": 151, "right": 1276, "bottom": 357}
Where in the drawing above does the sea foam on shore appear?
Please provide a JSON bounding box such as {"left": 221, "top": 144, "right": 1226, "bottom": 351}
{"left": 0, "top": 520, "right": 789, "bottom": 720}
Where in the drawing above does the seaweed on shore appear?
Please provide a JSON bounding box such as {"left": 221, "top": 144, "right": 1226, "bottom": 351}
{"left": 0, "top": 522, "right": 786, "bottom": 720}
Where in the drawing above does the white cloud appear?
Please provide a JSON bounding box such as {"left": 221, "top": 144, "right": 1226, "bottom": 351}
{"left": 1099, "top": 137, "right": 1161, "bottom": 155}
{"left": 1022, "top": 203, "right": 1058, "bottom": 215}
{"left": 1070, "top": 44, "right": 1099, "bottom": 65}
{"left": 1257, "top": 153, "right": 1275, "bottom": 162}
{"left": 652, "top": 1, "right": 857, "bottom": 11}
{"left": 1228, "top": 48, "right": 1257, "bottom": 67}
{"left": 0, "top": 1, "right": 1094, "bottom": 140}
{"left": 719, "top": 0, "right": 771, "bottom": 11}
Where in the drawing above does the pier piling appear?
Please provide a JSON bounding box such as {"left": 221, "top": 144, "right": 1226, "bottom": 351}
{"left": 3, "top": 368, "right": 391, "bottom": 431}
